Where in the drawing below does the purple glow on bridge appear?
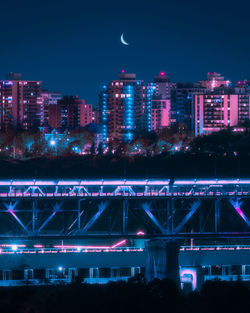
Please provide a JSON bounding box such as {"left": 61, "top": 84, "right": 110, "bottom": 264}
{"left": 180, "top": 268, "right": 197, "bottom": 290}
{"left": 111, "top": 240, "right": 126, "bottom": 248}
{"left": 53, "top": 240, "right": 127, "bottom": 251}
{"left": 235, "top": 206, "right": 249, "bottom": 225}
{"left": 137, "top": 231, "right": 145, "bottom": 236}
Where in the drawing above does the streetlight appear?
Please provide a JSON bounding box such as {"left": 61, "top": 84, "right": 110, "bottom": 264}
{"left": 49, "top": 139, "right": 58, "bottom": 156}
{"left": 50, "top": 140, "right": 56, "bottom": 146}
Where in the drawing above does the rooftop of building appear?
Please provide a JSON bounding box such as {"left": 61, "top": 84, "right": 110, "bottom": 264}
{"left": 154, "top": 72, "right": 171, "bottom": 83}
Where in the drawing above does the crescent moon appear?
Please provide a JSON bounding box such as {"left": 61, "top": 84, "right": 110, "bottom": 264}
{"left": 121, "top": 33, "right": 129, "bottom": 46}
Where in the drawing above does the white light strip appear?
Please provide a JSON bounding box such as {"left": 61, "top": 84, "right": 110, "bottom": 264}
{"left": 35, "top": 181, "right": 56, "bottom": 185}
{"left": 0, "top": 181, "right": 11, "bottom": 185}
{"left": 57, "top": 181, "right": 80, "bottom": 185}
{"left": 195, "top": 180, "right": 218, "bottom": 185}
{"left": 12, "top": 181, "right": 34, "bottom": 186}
{"left": 174, "top": 180, "right": 196, "bottom": 185}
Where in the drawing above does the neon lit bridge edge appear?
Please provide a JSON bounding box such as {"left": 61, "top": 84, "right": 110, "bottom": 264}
{"left": 2, "top": 178, "right": 250, "bottom": 197}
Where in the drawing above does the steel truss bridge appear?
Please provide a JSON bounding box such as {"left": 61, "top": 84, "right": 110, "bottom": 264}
{"left": 0, "top": 179, "right": 249, "bottom": 240}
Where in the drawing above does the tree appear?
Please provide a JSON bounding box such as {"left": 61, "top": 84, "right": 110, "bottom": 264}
{"left": 90, "top": 141, "right": 96, "bottom": 156}
{"left": 106, "top": 141, "right": 113, "bottom": 156}
{"left": 97, "top": 142, "right": 103, "bottom": 156}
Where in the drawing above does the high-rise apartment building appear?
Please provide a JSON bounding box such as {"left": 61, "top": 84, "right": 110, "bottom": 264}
{"left": 199, "top": 72, "right": 231, "bottom": 91}
{"left": 194, "top": 91, "right": 250, "bottom": 135}
{"left": 151, "top": 72, "right": 175, "bottom": 131}
{"left": 80, "top": 102, "right": 92, "bottom": 127}
{"left": 92, "top": 109, "right": 99, "bottom": 124}
{"left": 40, "top": 90, "right": 62, "bottom": 127}
{"left": 151, "top": 99, "right": 171, "bottom": 131}
{"left": 48, "top": 96, "right": 91, "bottom": 129}
{"left": 171, "top": 83, "right": 206, "bottom": 130}
{"left": 0, "top": 73, "right": 42, "bottom": 130}
{"left": 153, "top": 72, "right": 175, "bottom": 100}
{"left": 99, "top": 71, "right": 154, "bottom": 142}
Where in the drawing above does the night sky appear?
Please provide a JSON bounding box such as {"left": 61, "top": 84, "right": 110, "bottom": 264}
{"left": 1, "top": 0, "right": 250, "bottom": 106}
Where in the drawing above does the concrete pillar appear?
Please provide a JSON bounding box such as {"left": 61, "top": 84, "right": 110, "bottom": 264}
{"left": 145, "top": 239, "right": 180, "bottom": 287}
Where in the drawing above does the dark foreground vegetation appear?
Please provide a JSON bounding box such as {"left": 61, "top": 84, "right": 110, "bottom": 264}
{"left": 0, "top": 279, "right": 249, "bottom": 313}
{"left": 0, "top": 153, "right": 250, "bottom": 178}
{"left": 2, "top": 127, "right": 250, "bottom": 178}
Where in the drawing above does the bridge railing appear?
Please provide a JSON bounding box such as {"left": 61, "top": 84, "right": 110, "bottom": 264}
{"left": 0, "top": 178, "right": 250, "bottom": 197}
{"left": 204, "top": 275, "right": 250, "bottom": 281}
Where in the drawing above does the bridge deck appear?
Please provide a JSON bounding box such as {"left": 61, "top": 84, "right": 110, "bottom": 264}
{"left": 1, "top": 178, "right": 250, "bottom": 198}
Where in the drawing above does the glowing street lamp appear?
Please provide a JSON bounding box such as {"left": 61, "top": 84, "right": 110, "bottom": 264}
{"left": 50, "top": 140, "right": 56, "bottom": 146}
{"left": 11, "top": 245, "right": 18, "bottom": 251}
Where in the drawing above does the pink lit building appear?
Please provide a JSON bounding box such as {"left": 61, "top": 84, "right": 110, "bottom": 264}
{"left": 40, "top": 90, "right": 62, "bottom": 127}
{"left": 151, "top": 99, "right": 171, "bottom": 131}
{"left": 194, "top": 93, "right": 250, "bottom": 136}
{"left": 0, "top": 73, "right": 42, "bottom": 130}
{"left": 199, "top": 72, "right": 231, "bottom": 91}
{"left": 80, "top": 102, "right": 92, "bottom": 127}
{"left": 153, "top": 72, "right": 175, "bottom": 100}
{"left": 151, "top": 72, "right": 175, "bottom": 131}
{"left": 48, "top": 96, "right": 92, "bottom": 129}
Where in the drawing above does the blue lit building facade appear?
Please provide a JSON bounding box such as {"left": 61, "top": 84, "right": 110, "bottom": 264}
{"left": 99, "top": 72, "right": 154, "bottom": 143}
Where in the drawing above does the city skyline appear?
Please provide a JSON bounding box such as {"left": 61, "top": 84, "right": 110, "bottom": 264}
{"left": 0, "top": 68, "right": 248, "bottom": 102}
{"left": 1, "top": 0, "right": 250, "bottom": 106}
{"left": 0, "top": 0, "right": 250, "bottom": 298}
{"left": 1, "top": 70, "right": 250, "bottom": 142}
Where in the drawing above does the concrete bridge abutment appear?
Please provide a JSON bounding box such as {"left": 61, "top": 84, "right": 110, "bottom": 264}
{"left": 145, "top": 239, "right": 180, "bottom": 288}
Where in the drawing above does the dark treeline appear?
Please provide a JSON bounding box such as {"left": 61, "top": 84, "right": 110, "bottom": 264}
{"left": 0, "top": 153, "right": 249, "bottom": 178}
{"left": 3, "top": 124, "right": 250, "bottom": 160}
{"left": 0, "top": 279, "right": 249, "bottom": 313}
{"left": 2, "top": 127, "right": 250, "bottom": 178}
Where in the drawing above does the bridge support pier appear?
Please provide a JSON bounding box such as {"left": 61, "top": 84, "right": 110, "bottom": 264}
{"left": 145, "top": 239, "right": 180, "bottom": 288}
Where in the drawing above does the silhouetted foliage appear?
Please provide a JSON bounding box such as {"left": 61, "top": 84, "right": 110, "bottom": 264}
{"left": 0, "top": 280, "right": 249, "bottom": 313}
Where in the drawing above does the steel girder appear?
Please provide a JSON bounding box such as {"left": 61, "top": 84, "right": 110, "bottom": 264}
{"left": 0, "top": 195, "right": 248, "bottom": 239}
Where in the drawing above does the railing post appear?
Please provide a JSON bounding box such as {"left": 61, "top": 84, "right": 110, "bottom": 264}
{"left": 215, "top": 198, "right": 220, "bottom": 233}
{"left": 122, "top": 200, "right": 128, "bottom": 234}
{"left": 168, "top": 198, "right": 174, "bottom": 233}
{"left": 78, "top": 199, "right": 81, "bottom": 231}
{"left": 32, "top": 200, "right": 37, "bottom": 234}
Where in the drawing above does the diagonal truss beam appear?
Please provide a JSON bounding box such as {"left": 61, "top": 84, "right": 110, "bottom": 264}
{"left": 24, "top": 186, "right": 45, "bottom": 196}
{"left": 68, "top": 210, "right": 84, "bottom": 232}
{"left": 229, "top": 199, "right": 250, "bottom": 227}
{"left": 114, "top": 186, "right": 135, "bottom": 196}
{"left": 175, "top": 200, "right": 201, "bottom": 233}
{"left": 4, "top": 201, "right": 29, "bottom": 233}
{"left": 142, "top": 202, "right": 165, "bottom": 234}
{"left": 82, "top": 202, "right": 108, "bottom": 233}
{"left": 38, "top": 202, "right": 62, "bottom": 233}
